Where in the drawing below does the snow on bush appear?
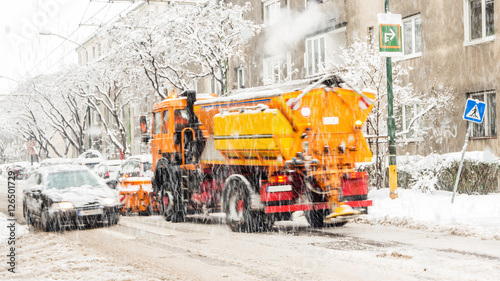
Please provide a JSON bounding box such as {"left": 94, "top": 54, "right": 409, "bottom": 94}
{"left": 358, "top": 150, "right": 500, "bottom": 194}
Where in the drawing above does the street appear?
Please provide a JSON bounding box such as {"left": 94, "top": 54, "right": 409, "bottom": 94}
{"left": 1, "top": 177, "right": 499, "bottom": 280}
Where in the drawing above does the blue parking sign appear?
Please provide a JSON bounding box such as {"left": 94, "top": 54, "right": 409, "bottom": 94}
{"left": 463, "top": 98, "right": 486, "bottom": 123}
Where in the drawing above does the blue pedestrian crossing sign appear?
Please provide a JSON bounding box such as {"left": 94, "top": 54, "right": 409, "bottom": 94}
{"left": 463, "top": 98, "right": 486, "bottom": 123}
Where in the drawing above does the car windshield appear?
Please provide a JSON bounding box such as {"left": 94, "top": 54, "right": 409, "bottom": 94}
{"left": 46, "top": 170, "right": 101, "bottom": 190}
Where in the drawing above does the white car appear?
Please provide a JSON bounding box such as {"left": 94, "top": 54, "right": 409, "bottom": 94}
{"left": 94, "top": 159, "right": 124, "bottom": 189}
{"left": 40, "top": 158, "right": 76, "bottom": 168}
{"left": 74, "top": 150, "right": 103, "bottom": 170}
{"left": 120, "top": 154, "right": 153, "bottom": 178}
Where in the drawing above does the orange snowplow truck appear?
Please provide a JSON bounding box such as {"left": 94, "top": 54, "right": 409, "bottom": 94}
{"left": 141, "top": 74, "right": 375, "bottom": 232}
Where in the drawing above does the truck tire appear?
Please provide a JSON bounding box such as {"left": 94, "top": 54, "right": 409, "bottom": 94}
{"left": 305, "top": 210, "right": 348, "bottom": 227}
{"left": 161, "top": 190, "right": 173, "bottom": 221}
{"left": 224, "top": 177, "right": 268, "bottom": 232}
{"left": 170, "top": 178, "right": 186, "bottom": 223}
{"left": 305, "top": 209, "right": 329, "bottom": 228}
{"left": 154, "top": 158, "right": 186, "bottom": 222}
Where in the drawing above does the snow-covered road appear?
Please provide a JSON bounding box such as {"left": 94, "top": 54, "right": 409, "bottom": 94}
{"left": 1, "top": 178, "right": 500, "bottom": 280}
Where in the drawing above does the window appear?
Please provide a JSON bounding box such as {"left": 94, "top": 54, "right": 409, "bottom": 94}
{"left": 467, "top": 90, "right": 497, "bottom": 137}
{"left": 174, "top": 109, "right": 189, "bottom": 131}
{"left": 305, "top": 35, "right": 326, "bottom": 76}
{"left": 402, "top": 14, "right": 422, "bottom": 57}
{"left": 465, "top": 0, "right": 494, "bottom": 43}
{"left": 263, "top": 0, "right": 280, "bottom": 26}
{"left": 237, "top": 67, "right": 245, "bottom": 89}
{"left": 153, "top": 111, "right": 161, "bottom": 135}
{"left": 400, "top": 104, "right": 423, "bottom": 140}
{"left": 263, "top": 55, "right": 282, "bottom": 85}
{"left": 162, "top": 110, "right": 169, "bottom": 134}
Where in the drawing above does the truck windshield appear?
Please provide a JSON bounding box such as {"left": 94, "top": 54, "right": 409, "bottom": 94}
{"left": 174, "top": 109, "right": 189, "bottom": 131}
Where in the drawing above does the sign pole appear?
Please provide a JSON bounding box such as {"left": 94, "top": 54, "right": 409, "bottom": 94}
{"left": 384, "top": 0, "right": 398, "bottom": 199}
{"left": 453, "top": 98, "right": 485, "bottom": 203}
{"left": 451, "top": 125, "right": 471, "bottom": 203}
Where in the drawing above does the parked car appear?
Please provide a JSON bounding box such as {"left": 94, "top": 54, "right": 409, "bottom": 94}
{"left": 94, "top": 160, "right": 124, "bottom": 189}
{"left": 120, "top": 155, "right": 153, "bottom": 178}
{"left": 10, "top": 161, "right": 33, "bottom": 180}
{"left": 23, "top": 165, "right": 121, "bottom": 231}
{"left": 74, "top": 150, "right": 103, "bottom": 169}
{"left": 40, "top": 158, "right": 76, "bottom": 168}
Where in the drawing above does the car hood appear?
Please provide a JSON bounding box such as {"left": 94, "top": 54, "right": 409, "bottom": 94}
{"left": 44, "top": 185, "right": 117, "bottom": 207}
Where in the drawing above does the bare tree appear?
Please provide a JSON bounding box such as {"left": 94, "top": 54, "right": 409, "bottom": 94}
{"left": 100, "top": 1, "right": 260, "bottom": 97}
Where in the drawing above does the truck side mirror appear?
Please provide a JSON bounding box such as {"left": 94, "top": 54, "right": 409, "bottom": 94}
{"left": 140, "top": 116, "right": 150, "bottom": 143}
{"left": 140, "top": 116, "right": 148, "bottom": 134}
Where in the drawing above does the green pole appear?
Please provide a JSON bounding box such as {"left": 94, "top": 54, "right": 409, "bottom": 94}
{"left": 88, "top": 106, "right": 92, "bottom": 150}
{"left": 385, "top": 0, "right": 398, "bottom": 199}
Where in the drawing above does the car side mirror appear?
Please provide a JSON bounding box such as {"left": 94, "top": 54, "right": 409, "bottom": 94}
{"left": 105, "top": 179, "right": 116, "bottom": 189}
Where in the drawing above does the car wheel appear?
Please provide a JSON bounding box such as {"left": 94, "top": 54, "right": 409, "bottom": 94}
{"left": 109, "top": 211, "right": 120, "bottom": 225}
{"left": 23, "top": 202, "right": 33, "bottom": 226}
{"left": 41, "top": 209, "right": 53, "bottom": 232}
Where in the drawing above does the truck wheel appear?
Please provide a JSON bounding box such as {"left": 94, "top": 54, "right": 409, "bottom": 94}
{"left": 305, "top": 209, "right": 328, "bottom": 228}
{"left": 162, "top": 191, "right": 173, "bottom": 221}
{"left": 170, "top": 189, "right": 186, "bottom": 223}
{"left": 153, "top": 157, "right": 170, "bottom": 192}
{"left": 224, "top": 178, "right": 264, "bottom": 232}
{"left": 331, "top": 221, "right": 348, "bottom": 227}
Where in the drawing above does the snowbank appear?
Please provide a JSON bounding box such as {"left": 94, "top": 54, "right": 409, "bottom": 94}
{"left": 361, "top": 188, "right": 500, "bottom": 240}
{"left": 0, "top": 212, "right": 28, "bottom": 244}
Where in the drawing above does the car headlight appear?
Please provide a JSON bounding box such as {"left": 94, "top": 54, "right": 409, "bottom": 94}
{"left": 103, "top": 198, "right": 116, "bottom": 205}
{"left": 52, "top": 201, "right": 74, "bottom": 210}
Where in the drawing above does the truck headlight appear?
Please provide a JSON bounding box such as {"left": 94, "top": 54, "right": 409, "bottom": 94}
{"left": 52, "top": 201, "right": 74, "bottom": 210}
{"left": 103, "top": 198, "right": 116, "bottom": 205}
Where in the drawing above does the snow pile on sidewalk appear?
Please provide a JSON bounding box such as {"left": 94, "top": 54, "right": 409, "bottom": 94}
{"left": 0, "top": 213, "right": 29, "bottom": 243}
{"left": 396, "top": 150, "right": 499, "bottom": 193}
{"left": 361, "top": 188, "right": 500, "bottom": 240}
